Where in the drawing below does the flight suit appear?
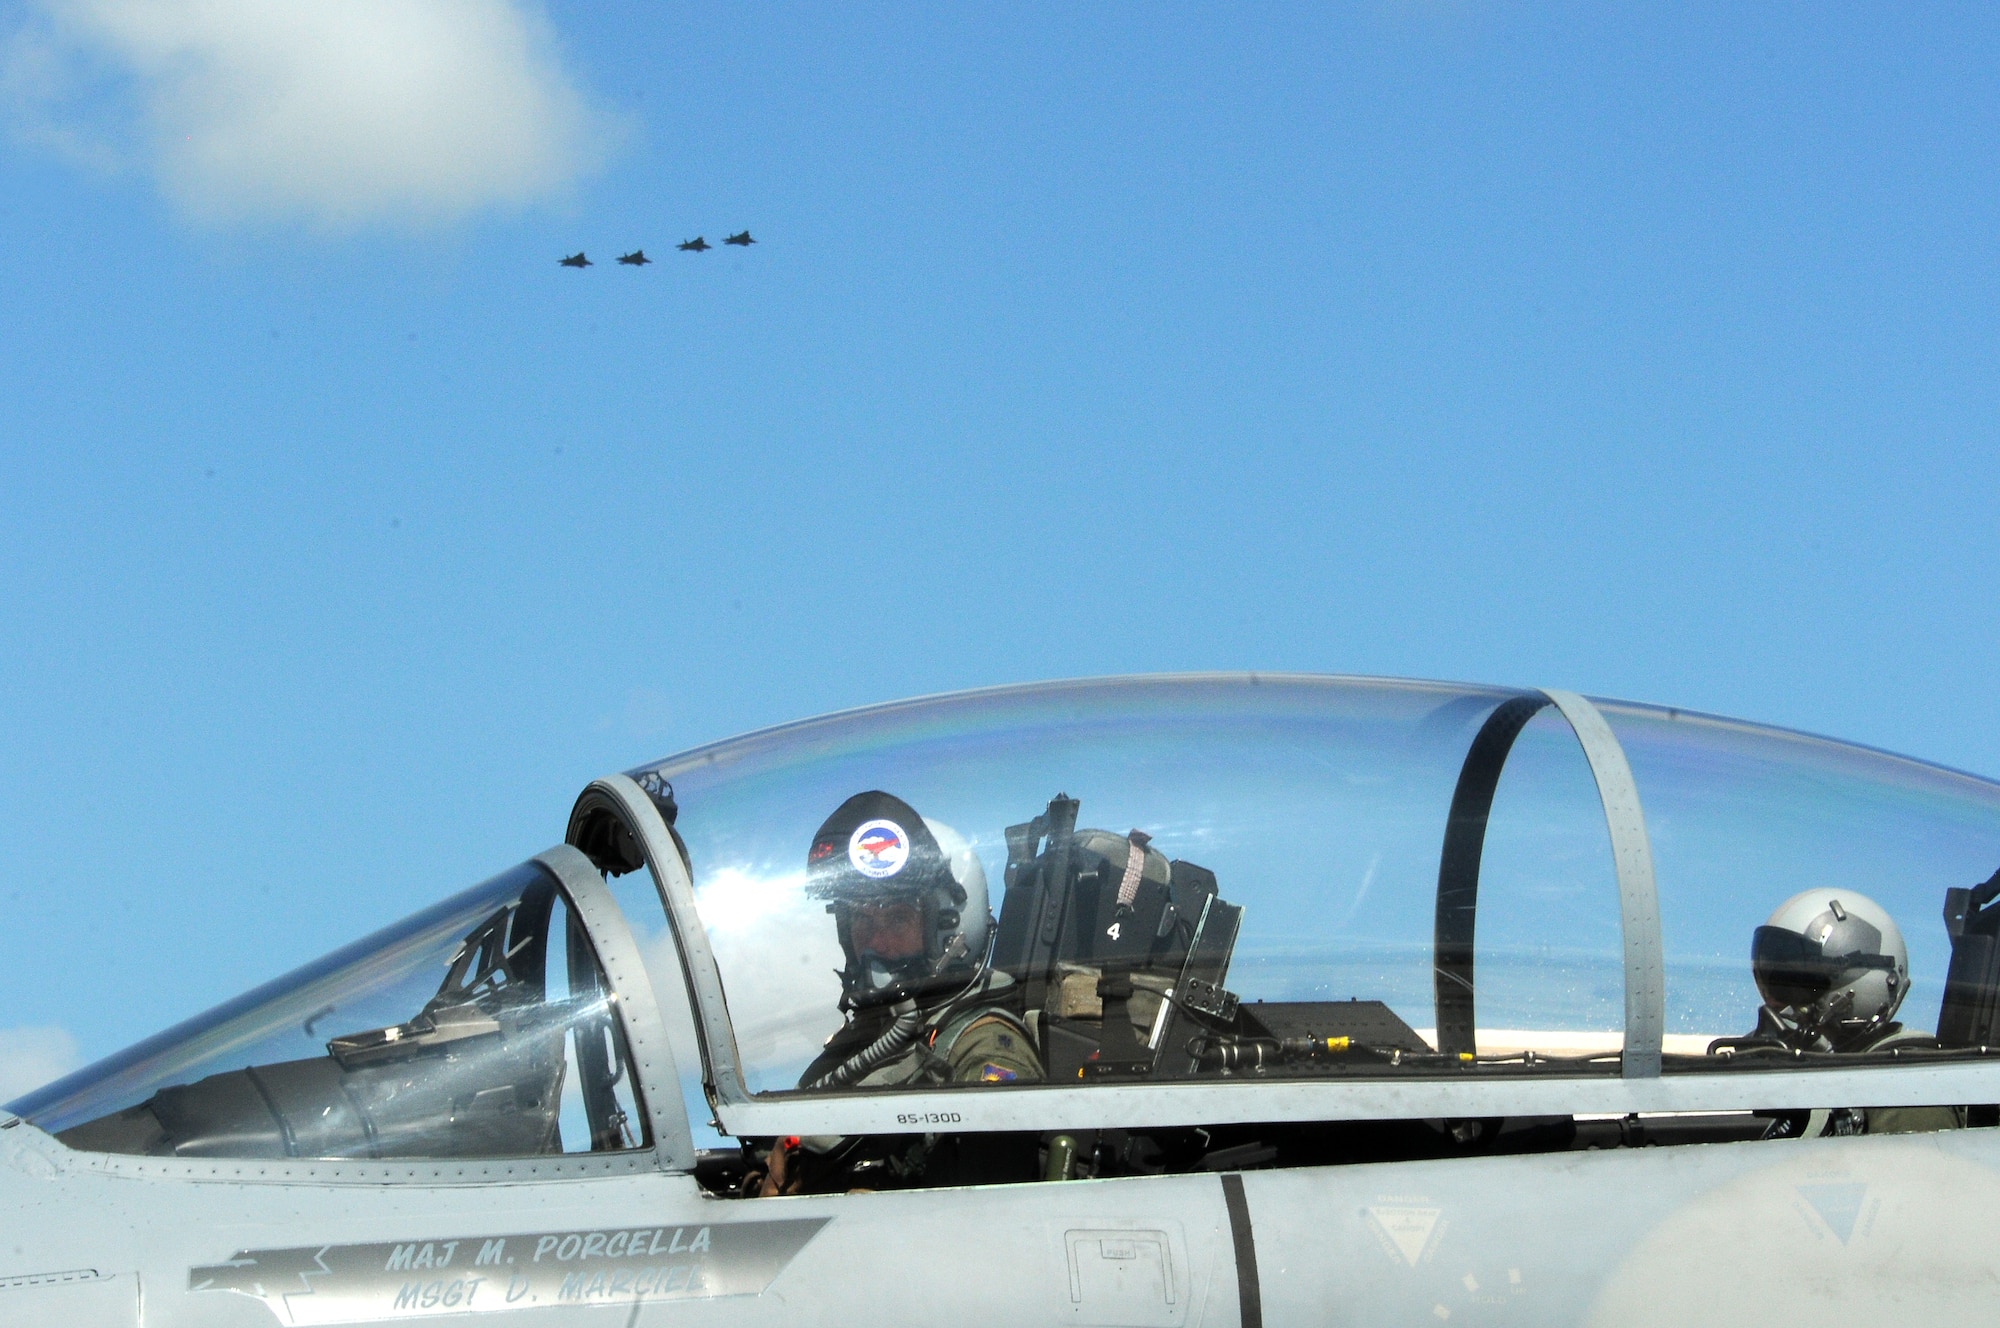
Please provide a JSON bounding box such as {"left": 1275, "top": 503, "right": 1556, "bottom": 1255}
{"left": 1856, "top": 1027, "right": 1964, "bottom": 1134}
{"left": 926, "top": 1008, "right": 1043, "bottom": 1084}
{"left": 763, "top": 1002, "right": 1043, "bottom": 1195}
{"left": 1742, "top": 1023, "right": 1970, "bottom": 1137}
{"left": 801, "top": 1001, "right": 1044, "bottom": 1089}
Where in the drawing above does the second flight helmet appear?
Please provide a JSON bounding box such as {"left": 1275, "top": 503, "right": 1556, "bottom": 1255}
{"left": 805, "top": 791, "right": 990, "bottom": 1010}
{"left": 1751, "top": 888, "right": 1909, "bottom": 1047}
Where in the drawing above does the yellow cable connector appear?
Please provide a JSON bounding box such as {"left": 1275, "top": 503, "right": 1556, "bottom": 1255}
{"left": 1325, "top": 1036, "right": 1350, "bottom": 1052}
{"left": 1459, "top": 1051, "right": 1474, "bottom": 1063}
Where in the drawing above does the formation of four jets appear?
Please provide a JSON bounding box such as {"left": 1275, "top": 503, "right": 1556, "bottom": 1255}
{"left": 560, "top": 232, "right": 754, "bottom": 268}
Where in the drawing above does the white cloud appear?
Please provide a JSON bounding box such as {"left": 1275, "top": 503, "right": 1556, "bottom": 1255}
{"left": 0, "top": 1025, "right": 79, "bottom": 1104}
{"left": 5, "top": 0, "right": 612, "bottom": 228}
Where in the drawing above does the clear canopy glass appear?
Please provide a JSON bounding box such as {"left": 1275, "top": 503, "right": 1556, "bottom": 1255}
{"left": 11, "top": 860, "right": 650, "bottom": 1158}
{"left": 634, "top": 676, "right": 1639, "bottom": 1095}
{"left": 1599, "top": 700, "right": 2000, "bottom": 1055}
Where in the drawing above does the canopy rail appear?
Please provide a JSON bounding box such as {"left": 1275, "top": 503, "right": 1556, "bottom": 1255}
{"left": 568, "top": 776, "right": 755, "bottom": 1108}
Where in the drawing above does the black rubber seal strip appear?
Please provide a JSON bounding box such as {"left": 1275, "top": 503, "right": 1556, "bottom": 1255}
{"left": 1433, "top": 692, "right": 1551, "bottom": 1057}
{"left": 1220, "top": 1172, "right": 1262, "bottom": 1328}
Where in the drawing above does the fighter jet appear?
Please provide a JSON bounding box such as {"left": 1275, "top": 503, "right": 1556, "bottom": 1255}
{"left": 559, "top": 252, "right": 591, "bottom": 268}
{"left": 618, "top": 250, "right": 651, "bottom": 266}
{"left": 724, "top": 231, "right": 756, "bottom": 247}
{"left": 678, "top": 236, "right": 710, "bottom": 252}
{"left": 8, "top": 672, "right": 2000, "bottom": 1325}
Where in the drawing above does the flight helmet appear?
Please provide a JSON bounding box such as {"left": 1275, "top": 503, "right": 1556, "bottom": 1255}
{"left": 1751, "top": 888, "right": 1909, "bottom": 1046}
{"left": 806, "top": 791, "right": 990, "bottom": 1010}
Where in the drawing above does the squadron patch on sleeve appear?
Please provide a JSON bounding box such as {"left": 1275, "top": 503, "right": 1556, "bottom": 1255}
{"left": 978, "top": 1063, "right": 1018, "bottom": 1082}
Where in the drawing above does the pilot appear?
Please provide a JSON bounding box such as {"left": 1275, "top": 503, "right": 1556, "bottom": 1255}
{"left": 796, "top": 791, "right": 1041, "bottom": 1092}
{"left": 748, "top": 793, "right": 1041, "bottom": 1196}
{"left": 1744, "top": 888, "right": 1912, "bottom": 1054}
{"left": 1724, "top": 888, "right": 1959, "bottom": 1135}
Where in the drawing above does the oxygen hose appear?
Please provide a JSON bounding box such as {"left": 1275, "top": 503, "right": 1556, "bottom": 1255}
{"left": 807, "top": 999, "right": 920, "bottom": 1090}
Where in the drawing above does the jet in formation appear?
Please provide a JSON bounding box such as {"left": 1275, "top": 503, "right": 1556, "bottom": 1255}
{"left": 558, "top": 235, "right": 753, "bottom": 267}
{"left": 6, "top": 672, "right": 2000, "bottom": 1325}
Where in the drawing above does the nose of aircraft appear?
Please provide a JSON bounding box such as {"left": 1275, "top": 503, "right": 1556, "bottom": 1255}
{"left": 0, "top": 1113, "right": 146, "bottom": 1324}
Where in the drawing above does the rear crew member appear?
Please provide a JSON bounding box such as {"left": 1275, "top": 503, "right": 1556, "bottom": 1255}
{"left": 1743, "top": 887, "right": 1912, "bottom": 1053}
{"left": 1724, "top": 887, "right": 1958, "bottom": 1135}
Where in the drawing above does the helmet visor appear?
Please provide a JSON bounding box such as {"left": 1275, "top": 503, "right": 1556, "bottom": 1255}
{"left": 1752, "top": 923, "right": 1897, "bottom": 1011}
{"left": 846, "top": 899, "right": 927, "bottom": 962}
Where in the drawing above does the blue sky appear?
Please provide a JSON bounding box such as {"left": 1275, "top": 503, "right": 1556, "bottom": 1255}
{"left": 3, "top": 2, "right": 2000, "bottom": 1091}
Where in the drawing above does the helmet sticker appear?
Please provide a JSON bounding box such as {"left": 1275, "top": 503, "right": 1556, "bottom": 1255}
{"left": 848, "top": 819, "right": 911, "bottom": 879}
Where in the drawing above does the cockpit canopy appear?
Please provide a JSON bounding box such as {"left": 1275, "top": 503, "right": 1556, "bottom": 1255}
{"left": 12, "top": 858, "right": 650, "bottom": 1160}
{"left": 629, "top": 675, "right": 2000, "bottom": 1093}
{"left": 16, "top": 674, "right": 2000, "bottom": 1162}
